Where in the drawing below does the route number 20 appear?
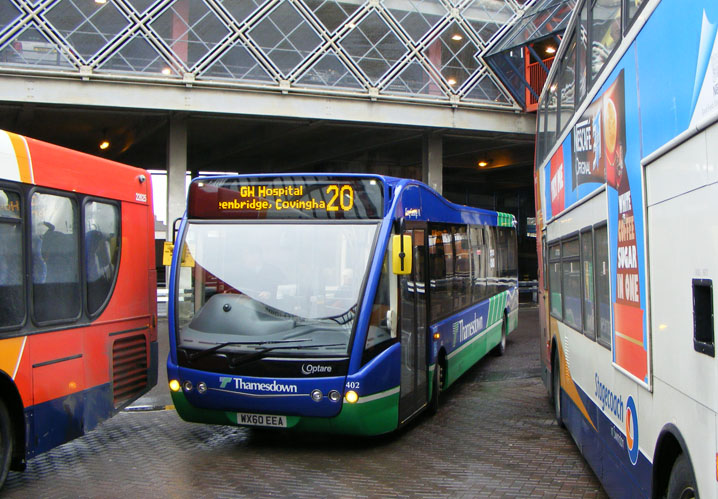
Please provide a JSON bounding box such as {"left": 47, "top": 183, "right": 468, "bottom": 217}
{"left": 326, "top": 184, "right": 354, "bottom": 211}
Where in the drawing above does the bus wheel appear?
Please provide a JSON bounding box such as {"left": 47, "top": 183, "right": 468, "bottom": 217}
{"left": 552, "top": 349, "right": 563, "bottom": 428}
{"left": 667, "top": 453, "right": 697, "bottom": 499}
{"left": 0, "top": 398, "right": 12, "bottom": 488}
{"left": 428, "top": 362, "right": 443, "bottom": 414}
{"left": 493, "top": 313, "right": 507, "bottom": 356}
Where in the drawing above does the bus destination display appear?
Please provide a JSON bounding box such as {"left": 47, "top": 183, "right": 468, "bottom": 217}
{"left": 188, "top": 176, "right": 384, "bottom": 220}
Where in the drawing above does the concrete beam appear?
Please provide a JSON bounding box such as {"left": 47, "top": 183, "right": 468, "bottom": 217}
{"left": 0, "top": 75, "right": 536, "bottom": 135}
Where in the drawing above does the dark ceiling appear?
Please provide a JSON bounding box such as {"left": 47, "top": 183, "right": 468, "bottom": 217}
{"left": 0, "top": 101, "right": 536, "bottom": 208}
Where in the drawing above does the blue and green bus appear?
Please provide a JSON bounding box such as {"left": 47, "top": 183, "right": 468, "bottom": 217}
{"left": 167, "top": 174, "right": 517, "bottom": 435}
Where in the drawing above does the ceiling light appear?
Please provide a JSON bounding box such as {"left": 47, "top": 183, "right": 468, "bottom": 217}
{"left": 99, "top": 140, "right": 110, "bottom": 150}
{"left": 95, "top": 0, "right": 107, "bottom": 3}
{"left": 478, "top": 160, "right": 489, "bottom": 168}
{"left": 451, "top": 34, "right": 463, "bottom": 41}
{"left": 447, "top": 78, "right": 457, "bottom": 86}
{"left": 545, "top": 46, "right": 556, "bottom": 54}
{"left": 161, "top": 67, "right": 171, "bottom": 75}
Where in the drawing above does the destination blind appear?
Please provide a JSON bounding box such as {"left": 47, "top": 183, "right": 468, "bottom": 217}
{"left": 188, "top": 176, "right": 384, "bottom": 220}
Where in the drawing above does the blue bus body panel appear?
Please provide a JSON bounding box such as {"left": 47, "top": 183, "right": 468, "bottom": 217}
{"left": 561, "top": 384, "right": 652, "bottom": 498}
{"left": 175, "top": 368, "right": 346, "bottom": 417}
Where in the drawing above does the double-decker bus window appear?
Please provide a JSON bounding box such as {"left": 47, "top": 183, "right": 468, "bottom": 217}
{"left": 546, "top": 82, "right": 559, "bottom": 151}
{"left": 537, "top": 98, "right": 547, "bottom": 162}
{"left": 559, "top": 37, "right": 576, "bottom": 136}
{"left": 594, "top": 225, "right": 610, "bottom": 348}
{"left": 31, "top": 192, "right": 80, "bottom": 324}
{"left": 84, "top": 201, "right": 120, "bottom": 316}
{"left": 0, "top": 188, "right": 24, "bottom": 329}
{"left": 625, "top": 0, "right": 646, "bottom": 32}
{"left": 548, "top": 243, "right": 562, "bottom": 318}
{"left": 562, "top": 238, "right": 582, "bottom": 330}
{"left": 581, "top": 229, "right": 596, "bottom": 340}
{"left": 578, "top": 2, "right": 589, "bottom": 101}
{"left": 591, "top": 0, "right": 621, "bottom": 81}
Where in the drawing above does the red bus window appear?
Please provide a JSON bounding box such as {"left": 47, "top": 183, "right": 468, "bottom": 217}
{"left": 0, "top": 189, "right": 24, "bottom": 328}
{"left": 31, "top": 192, "right": 81, "bottom": 324}
{"left": 85, "top": 201, "right": 120, "bottom": 316}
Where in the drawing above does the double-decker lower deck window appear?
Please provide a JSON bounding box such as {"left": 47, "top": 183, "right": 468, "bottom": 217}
{"left": 581, "top": 229, "right": 596, "bottom": 340}
{"left": 562, "top": 238, "right": 581, "bottom": 330}
{"left": 548, "top": 243, "right": 562, "bottom": 318}
{"left": 548, "top": 224, "right": 610, "bottom": 349}
{"left": 595, "top": 225, "right": 611, "bottom": 347}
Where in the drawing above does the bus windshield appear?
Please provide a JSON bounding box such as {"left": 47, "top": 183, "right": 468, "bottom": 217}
{"left": 175, "top": 221, "right": 379, "bottom": 357}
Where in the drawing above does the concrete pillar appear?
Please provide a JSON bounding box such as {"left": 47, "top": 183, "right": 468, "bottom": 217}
{"left": 422, "top": 132, "right": 442, "bottom": 194}
{"left": 166, "top": 114, "right": 187, "bottom": 242}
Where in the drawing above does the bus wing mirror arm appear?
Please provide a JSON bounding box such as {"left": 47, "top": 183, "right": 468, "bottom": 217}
{"left": 172, "top": 217, "right": 182, "bottom": 243}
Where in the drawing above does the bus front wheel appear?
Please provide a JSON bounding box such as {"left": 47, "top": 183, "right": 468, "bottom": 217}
{"left": 667, "top": 453, "right": 697, "bottom": 499}
{"left": 0, "top": 398, "right": 12, "bottom": 488}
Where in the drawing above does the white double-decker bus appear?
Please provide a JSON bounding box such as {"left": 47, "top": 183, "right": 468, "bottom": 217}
{"left": 534, "top": 0, "right": 718, "bottom": 496}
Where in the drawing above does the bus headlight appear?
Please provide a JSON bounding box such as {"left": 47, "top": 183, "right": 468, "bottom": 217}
{"left": 345, "top": 390, "right": 359, "bottom": 404}
{"left": 310, "top": 389, "right": 323, "bottom": 402}
{"left": 328, "top": 390, "right": 341, "bottom": 402}
{"left": 197, "top": 382, "right": 207, "bottom": 394}
{"left": 183, "top": 380, "right": 193, "bottom": 392}
{"left": 169, "top": 379, "right": 181, "bottom": 392}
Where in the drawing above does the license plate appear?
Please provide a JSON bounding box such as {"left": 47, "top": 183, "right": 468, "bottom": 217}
{"left": 236, "top": 412, "right": 287, "bottom": 428}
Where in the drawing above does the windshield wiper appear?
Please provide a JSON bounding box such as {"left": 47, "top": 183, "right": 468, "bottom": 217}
{"left": 228, "top": 342, "right": 345, "bottom": 368}
{"left": 186, "top": 338, "right": 312, "bottom": 362}
{"left": 321, "top": 304, "right": 357, "bottom": 325}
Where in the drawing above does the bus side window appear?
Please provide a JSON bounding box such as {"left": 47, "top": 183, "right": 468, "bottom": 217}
{"left": 594, "top": 225, "right": 611, "bottom": 348}
{"left": 85, "top": 201, "right": 120, "bottom": 316}
{"left": 32, "top": 192, "right": 81, "bottom": 324}
{"left": 469, "top": 225, "right": 485, "bottom": 302}
{"left": 0, "top": 188, "right": 25, "bottom": 329}
{"left": 453, "top": 226, "right": 470, "bottom": 309}
{"left": 548, "top": 242, "right": 562, "bottom": 319}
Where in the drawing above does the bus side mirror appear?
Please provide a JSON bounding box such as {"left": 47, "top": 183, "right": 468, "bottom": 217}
{"left": 392, "top": 234, "right": 412, "bottom": 275}
{"left": 162, "top": 241, "right": 174, "bottom": 266}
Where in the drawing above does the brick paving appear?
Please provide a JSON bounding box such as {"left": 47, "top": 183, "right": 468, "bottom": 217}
{"left": 3, "top": 306, "right": 606, "bottom": 498}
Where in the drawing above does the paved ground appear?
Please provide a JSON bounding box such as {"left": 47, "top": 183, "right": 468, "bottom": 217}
{"left": 3, "top": 306, "right": 606, "bottom": 498}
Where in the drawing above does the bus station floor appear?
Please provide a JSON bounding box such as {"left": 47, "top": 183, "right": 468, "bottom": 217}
{"left": 3, "top": 305, "right": 606, "bottom": 498}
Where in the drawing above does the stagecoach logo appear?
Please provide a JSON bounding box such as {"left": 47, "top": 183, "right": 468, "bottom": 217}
{"left": 301, "top": 363, "right": 332, "bottom": 375}
{"left": 626, "top": 396, "right": 639, "bottom": 466}
{"left": 219, "top": 376, "right": 298, "bottom": 394}
{"left": 451, "top": 313, "right": 484, "bottom": 347}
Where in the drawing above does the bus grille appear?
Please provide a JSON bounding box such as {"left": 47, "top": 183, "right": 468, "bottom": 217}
{"left": 112, "top": 334, "right": 148, "bottom": 408}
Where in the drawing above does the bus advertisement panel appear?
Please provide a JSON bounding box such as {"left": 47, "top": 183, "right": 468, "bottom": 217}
{"left": 534, "top": 0, "right": 718, "bottom": 496}
{"left": 167, "top": 174, "right": 518, "bottom": 436}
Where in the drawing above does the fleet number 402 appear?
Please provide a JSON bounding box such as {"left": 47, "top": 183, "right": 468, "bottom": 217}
{"left": 326, "top": 184, "right": 354, "bottom": 211}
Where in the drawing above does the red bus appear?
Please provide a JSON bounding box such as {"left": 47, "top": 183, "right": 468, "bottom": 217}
{"left": 0, "top": 129, "right": 157, "bottom": 487}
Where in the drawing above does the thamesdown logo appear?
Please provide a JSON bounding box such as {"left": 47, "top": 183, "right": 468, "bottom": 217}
{"left": 452, "top": 313, "right": 485, "bottom": 347}
{"left": 219, "top": 376, "right": 298, "bottom": 393}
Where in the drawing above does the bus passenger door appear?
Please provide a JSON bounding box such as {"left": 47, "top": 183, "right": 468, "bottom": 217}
{"left": 399, "top": 227, "right": 428, "bottom": 423}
